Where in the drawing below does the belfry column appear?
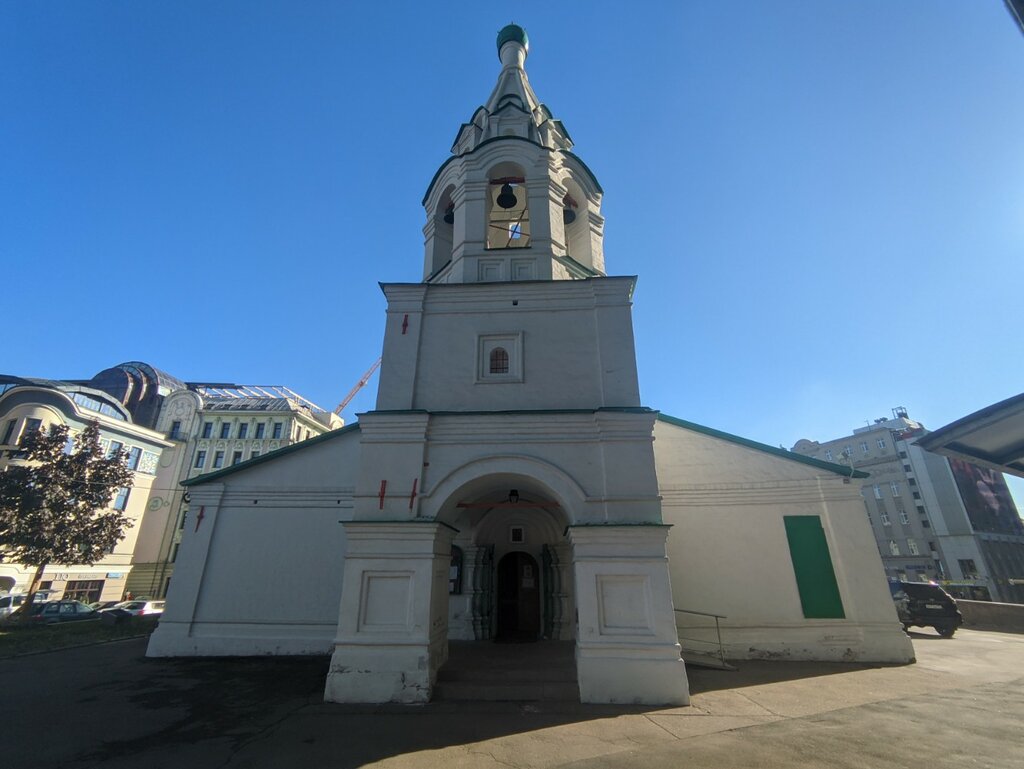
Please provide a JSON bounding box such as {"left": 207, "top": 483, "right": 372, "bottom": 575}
{"left": 569, "top": 524, "right": 690, "bottom": 705}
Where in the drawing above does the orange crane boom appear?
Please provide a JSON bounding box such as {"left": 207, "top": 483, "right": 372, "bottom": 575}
{"left": 334, "top": 357, "right": 382, "bottom": 415}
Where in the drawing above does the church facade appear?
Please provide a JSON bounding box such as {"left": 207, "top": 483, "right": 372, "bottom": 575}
{"left": 147, "top": 26, "right": 914, "bottom": 705}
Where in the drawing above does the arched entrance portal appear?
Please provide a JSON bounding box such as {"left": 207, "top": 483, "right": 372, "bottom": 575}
{"left": 496, "top": 551, "right": 540, "bottom": 641}
{"left": 432, "top": 468, "right": 577, "bottom": 644}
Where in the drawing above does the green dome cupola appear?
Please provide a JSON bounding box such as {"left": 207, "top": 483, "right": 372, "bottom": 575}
{"left": 496, "top": 24, "right": 529, "bottom": 57}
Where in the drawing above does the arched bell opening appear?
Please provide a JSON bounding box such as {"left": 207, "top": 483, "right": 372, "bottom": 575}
{"left": 560, "top": 177, "right": 587, "bottom": 260}
{"left": 426, "top": 184, "right": 456, "bottom": 277}
{"left": 486, "top": 162, "right": 530, "bottom": 249}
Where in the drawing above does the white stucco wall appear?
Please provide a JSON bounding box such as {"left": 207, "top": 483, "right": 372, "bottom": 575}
{"left": 148, "top": 428, "right": 361, "bottom": 657}
{"left": 654, "top": 418, "right": 914, "bottom": 663}
{"left": 376, "top": 279, "right": 641, "bottom": 413}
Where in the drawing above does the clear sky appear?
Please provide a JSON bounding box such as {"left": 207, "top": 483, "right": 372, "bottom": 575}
{"left": 3, "top": 3, "right": 1022, "bottom": 501}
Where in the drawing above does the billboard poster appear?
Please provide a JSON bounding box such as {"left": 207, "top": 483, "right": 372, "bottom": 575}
{"left": 948, "top": 458, "right": 1024, "bottom": 535}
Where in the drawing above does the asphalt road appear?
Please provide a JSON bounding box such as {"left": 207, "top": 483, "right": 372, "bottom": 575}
{"left": 2, "top": 628, "right": 1022, "bottom": 768}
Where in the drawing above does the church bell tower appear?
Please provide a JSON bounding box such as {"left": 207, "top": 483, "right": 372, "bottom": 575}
{"left": 422, "top": 25, "right": 606, "bottom": 284}
{"left": 325, "top": 26, "right": 689, "bottom": 707}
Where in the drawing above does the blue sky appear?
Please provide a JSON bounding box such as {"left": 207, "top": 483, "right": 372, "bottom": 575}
{"left": 3, "top": 3, "right": 1022, "bottom": 501}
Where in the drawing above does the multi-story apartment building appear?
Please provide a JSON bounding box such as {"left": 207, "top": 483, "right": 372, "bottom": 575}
{"left": 0, "top": 376, "right": 171, "bottom": 603}
{"left": 793, "top": 407, "right": 1024, "bottom": 603}
{"left": 1, "top": 362, "right": 342, "bottom": 602}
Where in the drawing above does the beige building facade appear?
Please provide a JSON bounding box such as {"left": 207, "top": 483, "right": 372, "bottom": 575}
{"left": 0, "top": 377, "right": 171, "bottom": 603}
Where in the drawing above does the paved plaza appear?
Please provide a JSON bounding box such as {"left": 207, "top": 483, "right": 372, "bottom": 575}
{"left": 2, "top": 628, "right": 1022, "bottom": 768}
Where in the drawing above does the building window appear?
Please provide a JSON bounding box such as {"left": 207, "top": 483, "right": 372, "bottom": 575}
{"left": 64, "top": 580, "right": 104, "bottom": 604}
{"left": 219, "top": 423, "right": 231, "bottom": 439}
{"left": 908, "top": 478, "right": 917, "bottom": 486}
{"left": 202, "top": 422, "right": 213, "bottom": 439}
{"left": 449, "top": 546, "right": 464, "bottom": 594}
{"left": 873, "top": 484, "right": 883, "bottom": 499}
{"left": 107, "top": 440, "right": 123, "bottom": 458}
{"left": 21, "top": 418, "right": 43, "bottom": 443}
{"left": 169, "top": 420, "right": 182, "bottom": 440}
{"left": 860, "top": 442, "right": 869, "bottom": 454}
{"left": 889, "top": 540, "right": 900, "bottom": 556}
{"left": 510, "top": 525, "right": 525, "bottom": 544}
{"left": 903, "top": 464, "right": 912, "bottom": 472}
{"left": 921, "top": 519, "right": 930, "bottom": 528}
{"left": 890, "top": 481, "right": 901, "bottom": 497}
{"left": 238, "top": 423, "right": 248, "bottom": 439}
{"left": 251, "top": 450, "right": 260, "bottom": 459}
{"left": 877, "top": 438, "right": 887, "bottom": 449}
{"left": 127, "top": 446, "right": 142, "bottom": 470}
{"left": 958, "top": 559, "right": 978, "bottom": 578}
{"left": 255, "top": 423, "right": 265, "bottom": 439}
{"left": 1, "top": 419, "right": 16, "bottom": 445}
{"left": 213, "top": 451, "right": 224, "bottom": 468}
{"left": 907, "top": 539, "right": 919, "bottom": 555}
{"left": 912, "top": 491, "right": 921, "bottom": 500}
{"left": 898, "top": 510, "right": 910, "bottom": 524}
{"left": 824, "top": 449, "right": 833, "bottom": 461}
{"left": 843, "top": 445, "right": 851, "bottom": 458}
{"left": 272, "top": 422, "right": 282, "bottom": 439}
{"left": 880, "top": 511, "right": 891, "bottom": 526}
{"left": 194, "top": 450, "right": 207, "bottom": 469}
{"left": 112, "top": 487, "right": 130, "bottom": 511}
{"left": 231, "top": 451, "right": 243, "bottom": 465}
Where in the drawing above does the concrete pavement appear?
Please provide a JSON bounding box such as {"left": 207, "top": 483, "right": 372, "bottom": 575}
{"left": 2, "top": 628, "right": 1022, "bottom": 768}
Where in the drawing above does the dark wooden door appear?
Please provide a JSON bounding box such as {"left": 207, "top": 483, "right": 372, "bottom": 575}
{"left": 496, "top": 552, "right": 540, "bottom": 641}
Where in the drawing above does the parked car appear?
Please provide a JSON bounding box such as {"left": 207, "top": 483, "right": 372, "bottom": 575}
{"left": 88, "top": 601, "right": 122, "bottom": 612}
{"left": 99, "top": 600, "right": 165, "bottom": 618}
{"left": 0, "top": 592, "right": 54, "bottom": 621}
{"left": 27, "top": 600, "right": 100, "bottom": 624}
{"left": 890, "top": 580, "right": 962, "bottom": 637}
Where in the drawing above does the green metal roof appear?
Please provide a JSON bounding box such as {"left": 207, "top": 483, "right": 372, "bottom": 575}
{"left": 656, "top": 413, "right": 869, "bottom": 479}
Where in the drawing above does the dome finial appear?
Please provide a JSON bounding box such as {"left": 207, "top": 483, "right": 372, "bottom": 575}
{"left": 496, "top": 24, "right": 529, "bottom": 60}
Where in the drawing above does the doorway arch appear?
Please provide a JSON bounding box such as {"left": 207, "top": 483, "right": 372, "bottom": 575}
{"left": 496, "top": 551, "right": 541, "bottom": 641}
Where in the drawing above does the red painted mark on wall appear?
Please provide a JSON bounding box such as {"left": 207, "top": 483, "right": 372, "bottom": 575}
{"left": 379, "top": 480, "right": 387, "bottom": 510}
{"left": 401, "top": 314, "right": 409, "bottom": 334}
{"left": 194, "top": 506, "right": 205, "bottom": 532}
{"left": 409, "top": 478, "right": 418, "bottom": 509}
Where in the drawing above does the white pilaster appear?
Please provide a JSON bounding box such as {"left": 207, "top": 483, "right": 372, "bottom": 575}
{"left": 324, "top": 521, "right": 455, "bottom": 703}
{"left": 569, "top": 524, "right": 689, "bottom": 705}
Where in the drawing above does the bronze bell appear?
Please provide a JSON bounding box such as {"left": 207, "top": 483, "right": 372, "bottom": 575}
{"left": 496, "top": 183, "right": 518, "bottom": 209}
{"left": 443, "top": 204, "right": 454, "bottom": 224}
{"left": 563, "top": 206, "right": 576, "bottom": 225}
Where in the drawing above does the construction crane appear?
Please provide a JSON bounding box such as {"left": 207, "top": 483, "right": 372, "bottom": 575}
{"left": 333, "top": 357, "right": 382, "bottom": 416}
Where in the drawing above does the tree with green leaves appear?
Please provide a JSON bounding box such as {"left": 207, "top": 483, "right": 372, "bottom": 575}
{"left": 0, "top": 421, "right": 135, "bottom": 617}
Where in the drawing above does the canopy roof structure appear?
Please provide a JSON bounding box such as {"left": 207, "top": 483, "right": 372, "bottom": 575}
{"left": 916, "top": 393, "right": 1024, "bottom": 479}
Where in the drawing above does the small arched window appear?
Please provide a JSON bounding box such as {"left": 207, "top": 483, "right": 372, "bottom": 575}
{"left": 489, "top": 347, "right": 509, "bottom": 374}
{"left": 449, "top": 546, "right": 464, "bottom": 594}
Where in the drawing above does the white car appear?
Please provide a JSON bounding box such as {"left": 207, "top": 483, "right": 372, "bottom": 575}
{"left": 101, "top": 600, "right": 165, "bottom": 617}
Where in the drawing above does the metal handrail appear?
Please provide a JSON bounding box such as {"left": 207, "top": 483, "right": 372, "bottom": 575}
{"left": 674, "top": 608, "right": 728, "bottom": 668}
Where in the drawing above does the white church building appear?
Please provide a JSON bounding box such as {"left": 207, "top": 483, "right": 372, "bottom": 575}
{"left": 148, "top": 26, "right": 914, "bottom": 705}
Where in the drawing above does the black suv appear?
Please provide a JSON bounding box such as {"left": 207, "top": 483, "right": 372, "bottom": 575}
{"left": 889, "top": 581, "right": 963, "bottom": 637}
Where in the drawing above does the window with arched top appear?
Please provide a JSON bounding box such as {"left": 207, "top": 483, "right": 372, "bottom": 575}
{"left": 489, "top": 347, "right": 510, "bottom": 374}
